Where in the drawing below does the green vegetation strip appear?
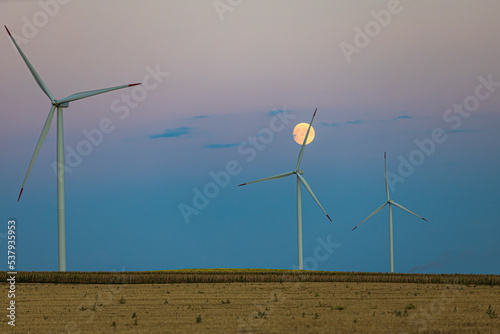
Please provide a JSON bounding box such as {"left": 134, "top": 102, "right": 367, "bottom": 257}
{"left": 1, "top": 269, "right": 498, "bottom": 285}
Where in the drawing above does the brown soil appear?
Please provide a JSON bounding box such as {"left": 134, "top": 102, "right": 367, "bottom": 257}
{"left": 1, "top": 282, "right": 499, "bottom": 333}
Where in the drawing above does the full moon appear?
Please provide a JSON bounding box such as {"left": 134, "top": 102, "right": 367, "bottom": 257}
{"left": 293, "top": 123, "right": 315, "bottom": 145}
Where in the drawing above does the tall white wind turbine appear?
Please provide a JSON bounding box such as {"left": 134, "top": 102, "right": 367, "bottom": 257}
{"left": 6, "top": 26, "right": 141, "bottom": 271}
{"left": 352, "top": 152, "right": 427, "bottom": 273}
{"left": 238, "top": 108, "right": 331, "bottom": 270}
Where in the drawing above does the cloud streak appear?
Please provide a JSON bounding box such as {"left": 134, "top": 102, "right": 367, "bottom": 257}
{"left": 393, "top": 115, "right": 414, "bottom": 121}
{"left": 320, "top": 115, "right": 416, "bottom": 128}
{"left": 149, "top": 127, "right": 191, "bottom": 139}
{"left": 268, "top": 110, "right": 287, "bottom": 116}
{"left": 321, "top": 122, "right": 339, "bottom": 127}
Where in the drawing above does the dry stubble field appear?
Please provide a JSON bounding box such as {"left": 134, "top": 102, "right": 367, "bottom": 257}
{"left": 1, "top": 279, "right": 499, "bottom": 333}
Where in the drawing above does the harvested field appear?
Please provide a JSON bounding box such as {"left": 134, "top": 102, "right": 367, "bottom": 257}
{"left": 1, "top": 271, "right": 499, "bottom": 333}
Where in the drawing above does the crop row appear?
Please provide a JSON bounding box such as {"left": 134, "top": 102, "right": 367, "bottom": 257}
{"left": 1, "top": 270, "right": 498, "bottom": 285}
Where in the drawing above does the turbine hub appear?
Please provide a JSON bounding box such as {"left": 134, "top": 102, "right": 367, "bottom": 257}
{"left": 52, "top": 100, "right": 69, "bottom": 108}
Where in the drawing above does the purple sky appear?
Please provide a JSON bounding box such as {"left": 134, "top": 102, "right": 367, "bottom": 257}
{"left": 1, "top": 1, "right": 499, "bottom": 273}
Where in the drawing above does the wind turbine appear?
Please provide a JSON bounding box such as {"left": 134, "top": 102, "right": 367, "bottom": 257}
{"left": 6, "top": 26, "right": 140, "bottom": 271}
{"left": 238, "top": 108, "right": 331, "bottom": 270}
{"left": 352, "top": 152, "right": 427, "bottom": 273}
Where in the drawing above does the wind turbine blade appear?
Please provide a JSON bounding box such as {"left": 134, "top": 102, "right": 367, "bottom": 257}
{"left": 18, "top": 106, "right": 56, "bottom": 201}
{"left": 391, "top": 201, "right": 427, "bottom": 221}
{"left": 384, "top": 152, "right": 389, "bottom": 200}
{"left": 5, "top": 26, "right": 54, "bottom": 101}
{"left": 295, "top": 108, "right": 317, "bottom": 171}
{"left": 56, "top": 83, "right": 141, "bottom": 105}
{"left": 238, "top": 171, "right": 294, "bottom": 186}
{"left": 296, "top": 173, "right": 331, "bottom": 222}
{"left": 352, "top": 202, "right": 387, "bottom": 231}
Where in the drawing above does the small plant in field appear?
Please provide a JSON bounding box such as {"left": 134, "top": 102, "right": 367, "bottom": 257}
{"left": 302, "top": 312, "right": 306, "bottom": 318}
{"left": 222, "top": 299, "right": 230, "bottom": 304}
{"left": 164, "top": 300, "right": 168, "bottom": 304}
{"left": 453, "top": 305, "right": 457, "bottom": 313}
{"left": 314, "top": 313, "right": 319, "bottom": 319}
{"left": 395, "top": 309, "right": 408, "bottom": 317}
{"left": 119, "top": 296, "right": 126, "bottom": 304}
{"left": 273, "top": 293, "right": 278, "bottom": 302}
{"left": 196, "top": 315, "right": 202, "bottom": 323}
{"left": 131, "top": 312, "right": 136, "bottom": 319}
{"left": 315, "top": 292, "right": 320, "bottom": 297}
{"left": 486, "top": 305, "right": 498, "bottom": 319}
{"left": 111, "top": 321, "right": 116, "bottom": 327}
{"left": 44, "top": 316, "right": 48, "bottom": 320}
{"left": 353, "top": 319, "right": 357, "bottom": 323}
{"left": 405, "top": 304, "right": 416, "bottom": 310}
{"left": 133, "top": 319, "right": 138, "bottom": 326}
{"left": 91, "top": 303, "right": 97, "bottom": 311}
{"left": 335, "top": 306, "right": 345, "bottom": 311}
{"left": 256, "top": 311, "right": 266, "bottom": 319}
{"left": 79, "top": 305, "right": 87, "bottom": 311}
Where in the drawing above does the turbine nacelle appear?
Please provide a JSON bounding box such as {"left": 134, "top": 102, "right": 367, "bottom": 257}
{"left": 52, "top": 100, "right": 69, "bottom": 108}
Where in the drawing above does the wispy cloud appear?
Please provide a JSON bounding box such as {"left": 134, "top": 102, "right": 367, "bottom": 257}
{"left": 268, "top": 110, "right": 286, "bottom": 116}
{"left": 192, "top": 115, "right": 209, "bottom": 119}
{"left": 204, "top": 143, "right": 240, "bottom": 149}
{"left": 321, "top": 122, "right": 339, "bottom": 127}
{"left": 149, "top": 126, "right": 191, "bottom": 139}
{"left": 393, "top": 115, "right": 414, "bottom": 121}
{"left": 321, "top": 115, "right": 415, "bottom": 128}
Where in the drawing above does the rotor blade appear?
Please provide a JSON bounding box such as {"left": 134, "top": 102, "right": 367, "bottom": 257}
{"left": 352, "top": 202, "right": 387, "bottom": 231}
{"left": 296, "top": 173, "right": 331, "bottom": 222}
{"left": 56, "top": 83, "right": 141, "bottom": 105}
{"left": 238, "top": 171, "right": 294, "bottom": 186}
{"left": 5, "top": 26, "right": 54, "bottom": 101}
{"left": 391, "top": 201, "right": 427, "bottom": 221}
{"left": 384, "top": 152, "right": 389, "bottom": 200}
{"left": 295, "top": 108, "right": 317, "bottom": 171}
{"left": 18, "top": 106, "right": 56, "bottom": 201}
